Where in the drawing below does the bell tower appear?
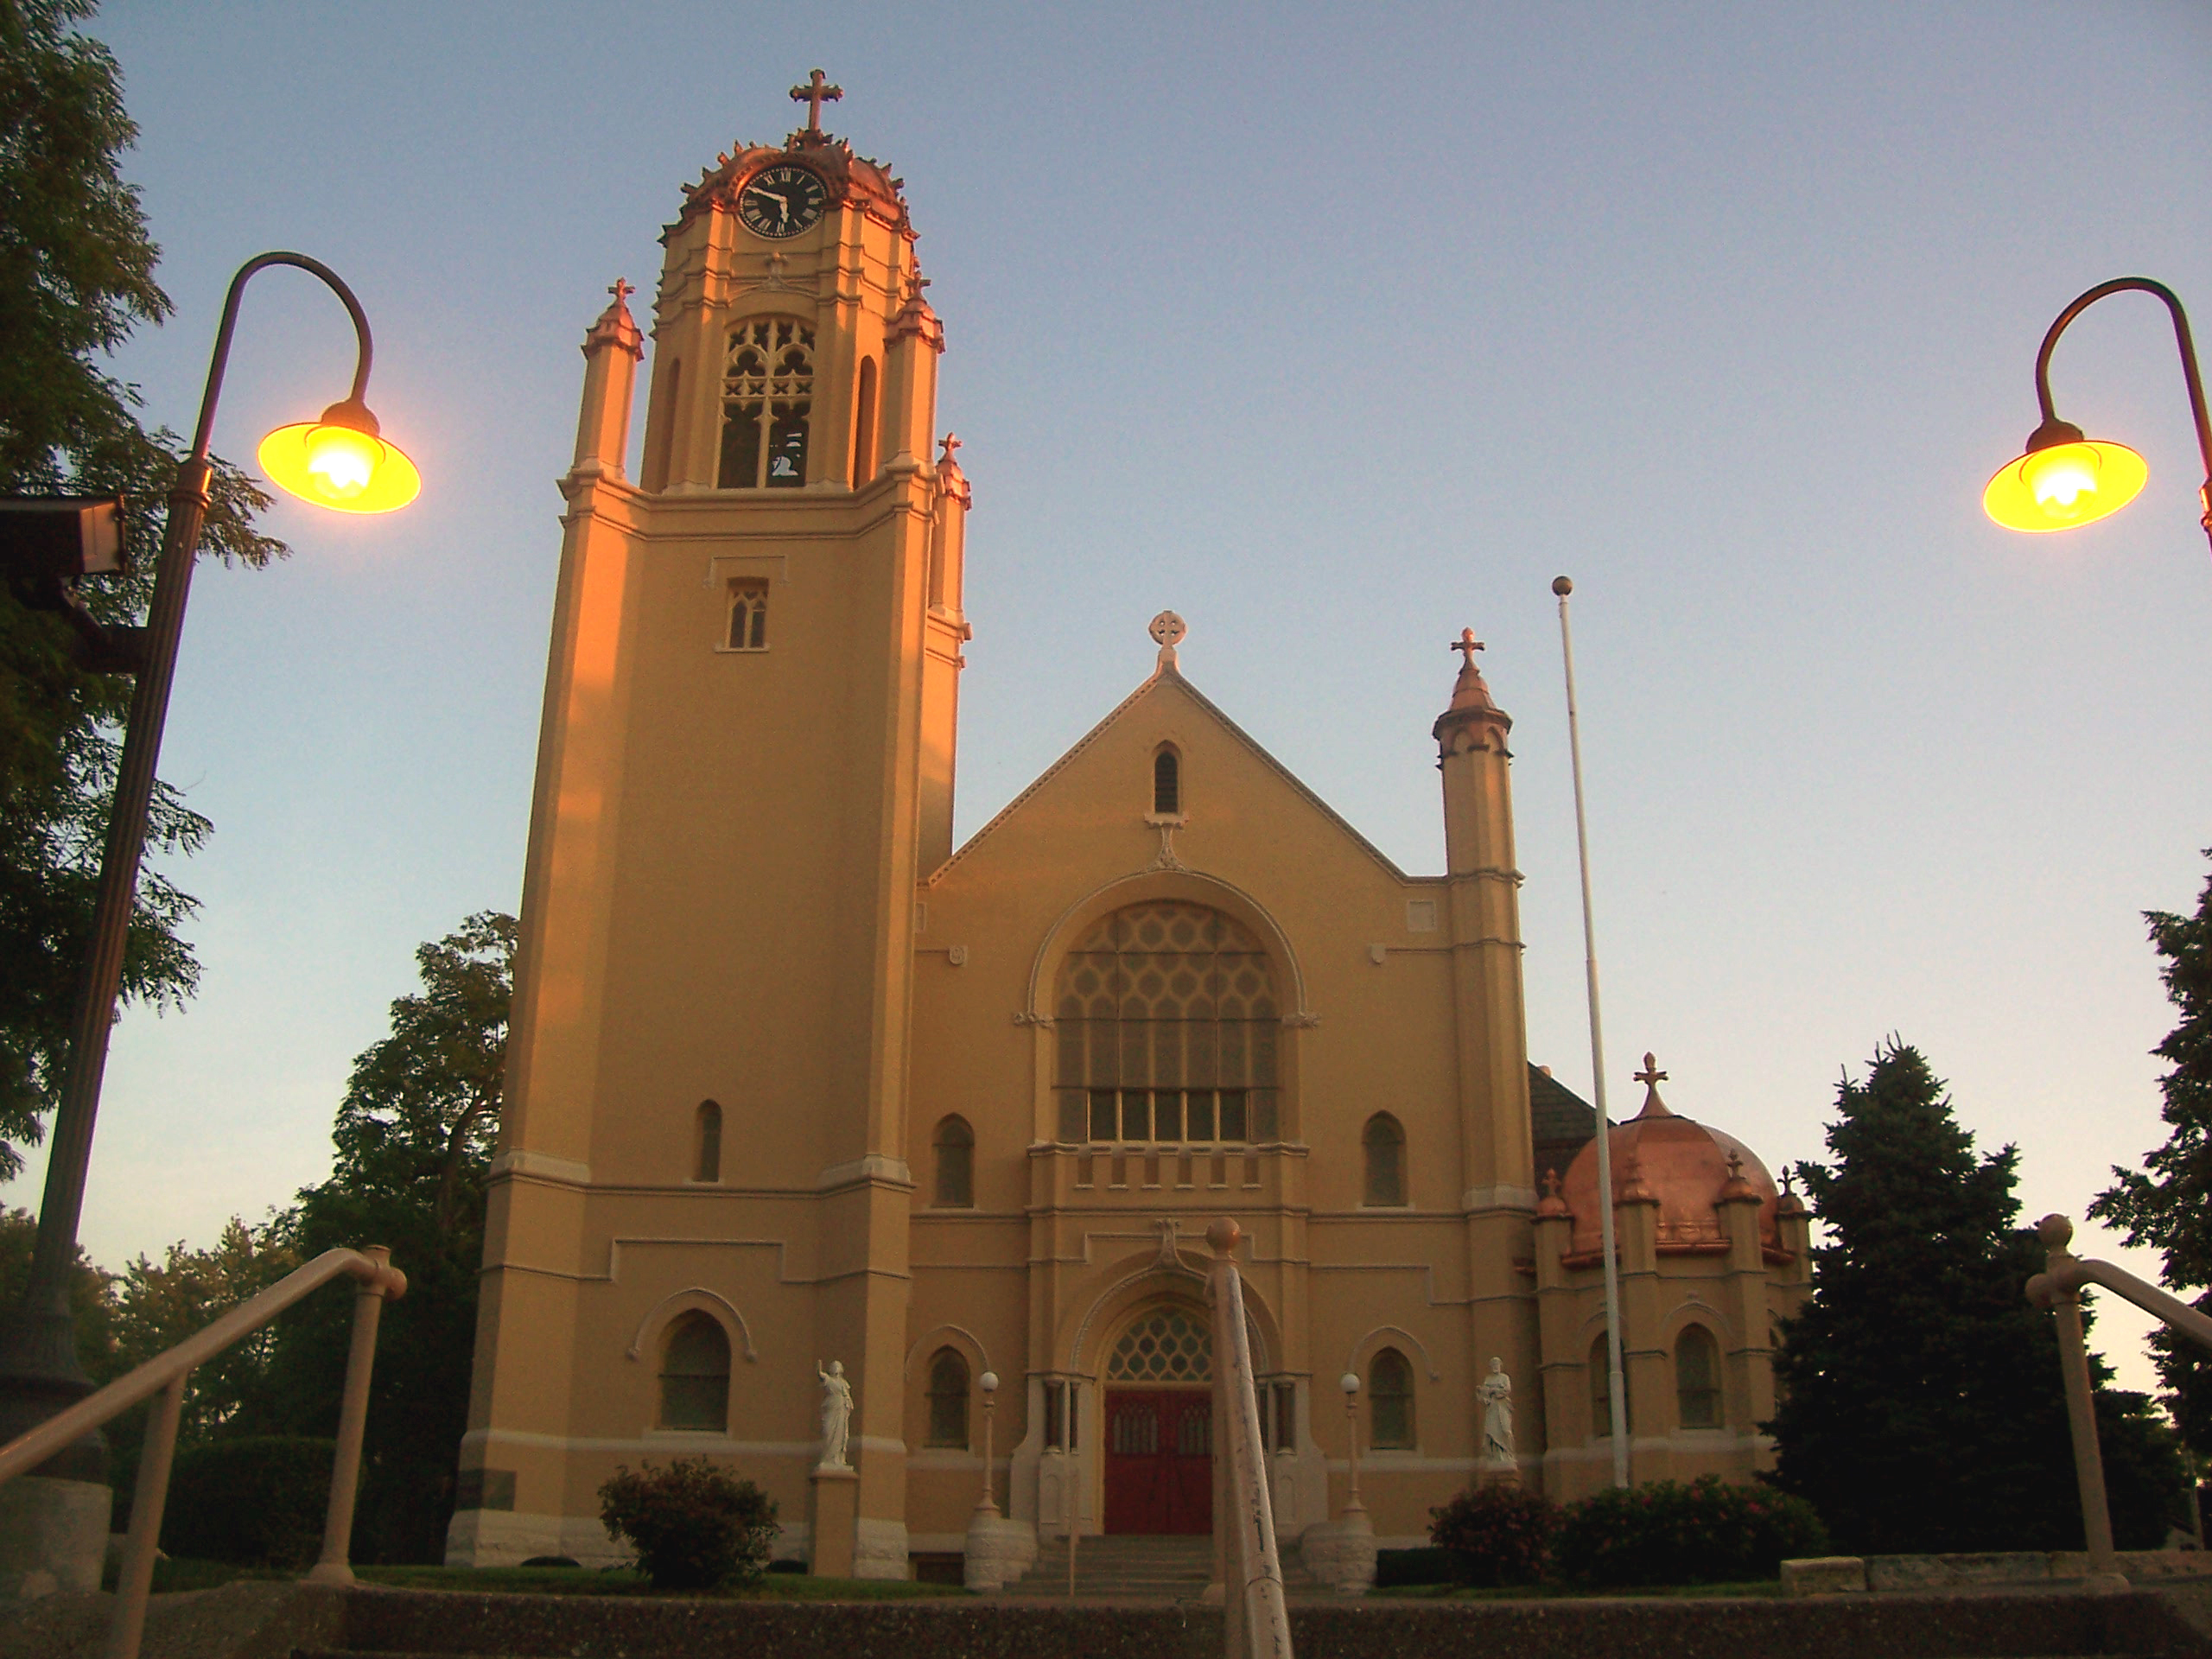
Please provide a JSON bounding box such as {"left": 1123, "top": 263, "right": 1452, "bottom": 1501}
{"left": 457, "top": 77, "right": 968, "bottom": 1574}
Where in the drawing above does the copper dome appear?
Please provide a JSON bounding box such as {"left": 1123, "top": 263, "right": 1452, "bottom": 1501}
{"left": 1553, "top": 1056, "right": 1782, "bottom": 1258}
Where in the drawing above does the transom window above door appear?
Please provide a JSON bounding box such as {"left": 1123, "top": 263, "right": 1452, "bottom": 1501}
{"left": 1053, "top": 902, "right": 1280, "bottom": 1145}
{"left": 1108, "top": 1308, "right": 1212, "bottom": 1383}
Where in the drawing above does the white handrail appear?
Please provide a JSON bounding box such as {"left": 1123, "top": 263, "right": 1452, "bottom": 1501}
{"left": 1205, "top": 1218, "right": 1292, "bottom": 1659}
{"left": 0, "top": 1244, "right": 405, "bottom": 1659}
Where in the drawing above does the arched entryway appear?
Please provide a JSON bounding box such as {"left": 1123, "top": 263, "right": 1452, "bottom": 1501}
{"left": 1102, "top": 1304, "right": 1212, "bottom": 1534}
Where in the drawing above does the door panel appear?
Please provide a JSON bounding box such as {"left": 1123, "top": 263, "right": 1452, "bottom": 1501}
{"left": 1104, "top": 1389, "right": 1212, "bottom": 1534}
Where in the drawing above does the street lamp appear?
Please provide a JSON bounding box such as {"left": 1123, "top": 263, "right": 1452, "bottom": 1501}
{"left": 1338, "top": 1370, "right": 1365, "bottom": 1519}
{"left": 1982, "top": 277, "right": 2212, "bottom": 552}
{"left": 0, "top": 253, "right": 417, "bottom": 1503}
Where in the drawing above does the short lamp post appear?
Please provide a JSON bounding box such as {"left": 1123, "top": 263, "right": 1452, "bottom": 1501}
{"left": 1338, "top": 1370, "right": 1365, "bottom": 1520}
{"left": 976, "top": 1370, "right": 1000, "bottom": 1516}
{"left": 1982, "top": 277, "right": 2212, "bottom": 554}
{"left": 0, "top": 253, "right": 419, "bottom": 1495}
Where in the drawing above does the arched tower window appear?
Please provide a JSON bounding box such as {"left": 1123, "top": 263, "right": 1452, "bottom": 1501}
{"left": 1052, "top": 903, "right": 1280, "bottom": 1145}
{"left": 1152, "top": 747, "right": 1181, "bottom": 815}
{"left": 1363, "top": 1114, "right": 1406, "bottom": 1206}
{"left": 851, "top": 356, "right": 878, "bottom": 486}
{"left": 1369, "top": 1348, "right": 1414, "bottom": 1449}
{"left": 933, "top": 1116, "right": 974, "bottom": 1208}
{"left": 926, "top": 1347, "right": 969, "bottom": 1446}
{"left": 658, "top": 1313, "right": 730, "bottom": 1431}
{"left": 726, "top": 579, "right": 768, "bottom": 651}
{"left": 694, "top": 1101, "right": 722, "bottom": 1183}
{"left": 1675, "top": 1324, "right": 1723, "bottom": 1429}
{"left": 1590, "top": 1337, "right": 1630, "bottom": 1439}
{"left": 718, "top": 319, "right": 814, "bottom": 489}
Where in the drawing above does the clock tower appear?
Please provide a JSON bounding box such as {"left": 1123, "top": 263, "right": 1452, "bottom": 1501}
{"left": 457, "top": 75, "right": 968, "bottom": 1573}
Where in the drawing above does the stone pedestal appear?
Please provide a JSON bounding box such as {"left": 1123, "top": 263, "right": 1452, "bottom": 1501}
{"left": 808, "top": 1465, "right": 857, "bottom": 1579}
{"left": 1477, "top": 1460, "right": 1522, "bottom": 1489}
{"left": 0, "top": 1477, "right": 110, "bottom": 1598}
{"left": 1300, "top": 1508, "right": 1376, "bottom": 1596}
{"left": 963, "top": 1508, "right": 1035, "bottom": 1591}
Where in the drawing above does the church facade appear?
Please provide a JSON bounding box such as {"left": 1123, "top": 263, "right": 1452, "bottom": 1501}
{"left": 449, "top": 85, "right": 1810, "bottom": 1577}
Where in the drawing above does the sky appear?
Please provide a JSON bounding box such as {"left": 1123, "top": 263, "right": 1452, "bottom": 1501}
{"left": 24, "top": 2, "right": 2212, "bottom": 1397}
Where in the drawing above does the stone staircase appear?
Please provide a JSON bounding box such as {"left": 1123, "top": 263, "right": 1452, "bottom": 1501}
{"left": 998, "top": 1533, "right": 1330, "bottom": 1600}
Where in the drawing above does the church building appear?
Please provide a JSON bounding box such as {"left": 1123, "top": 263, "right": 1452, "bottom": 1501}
{"left": 449, "top": 80, "right": 1811, "bottom": 1580}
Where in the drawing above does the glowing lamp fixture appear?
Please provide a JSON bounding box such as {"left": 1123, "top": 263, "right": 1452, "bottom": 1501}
{"left": 1982, "top": 277, "right": 2212, "bottom": 555}
{"left": 258, "top": 396, "right": 421, "bottom": 514}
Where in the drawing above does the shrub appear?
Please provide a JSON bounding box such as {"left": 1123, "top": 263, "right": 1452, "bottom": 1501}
{"left": 598, "top": 1458, "right": 778, "bottom": 1591}
{"left": 1427, "top": 1483, "right": 1560, "bottom": 1586}
{"left": 159, "top": 1436, "right": 334, "bottom": 1568}
{"left": 1555, "top": 1475, "right": 1828, "bottom": 1587}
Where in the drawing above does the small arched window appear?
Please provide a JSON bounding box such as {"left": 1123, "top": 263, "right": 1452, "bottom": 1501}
{"left": 851, "top": 357, "right": 878, "bottom": 486}
{"left": 694, "top": 1101, "right": 722, "bottom": 1183}
{"left": 1369, "top": 1348, "right": 1414, "bottom": 1450}
{"left": 926, "top": 1347, "right": 969, "bottom": 1447}
{"left": 933, "top": 1116, "right": 974, "bottom": 1208}
{"left": 719, "top": 318, "right": 814, "bottom": 488}
{"left": 658, "top": 1313, "right": 730, "bottom": 1431}
{"left": 1590, "top": 1336, "right": 1630, "bottom": 1439}
{"left": 1363, "top": 1114, "right": 1406, "bottom": 1206}
{"left": 1675, "top": 1325, "right": 1723, "bottom": 1429}
{"left": 1153, "top": 747, "right": 1180, "bottom": 815}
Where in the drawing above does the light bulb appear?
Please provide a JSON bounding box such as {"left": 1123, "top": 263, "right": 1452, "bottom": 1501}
{"left": 304, "top": 424, "right": 381, "bottom": 500}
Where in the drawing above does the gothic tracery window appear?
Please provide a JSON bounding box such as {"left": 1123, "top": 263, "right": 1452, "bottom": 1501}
{"left": 1107, "top": 1308, "right": 1212, "bottom": 1382}
{"left": 727, "top": 579, "right": 768, "bottom": 650}
{"left": 1053, "top": 902, "right": 1280, "bottom": 1144}
{"left": 718, "top": 319, "right": 813, "bottom": 489}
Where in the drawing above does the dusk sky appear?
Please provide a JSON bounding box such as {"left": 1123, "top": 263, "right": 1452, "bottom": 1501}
{"left": 31, "top": 3, "right": 2212, "bottom": 1395}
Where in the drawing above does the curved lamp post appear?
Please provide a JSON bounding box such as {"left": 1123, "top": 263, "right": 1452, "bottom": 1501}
{"left": 0, "top": 252, "right": 418, "bottom": 1473}
{"left": 1982, "top": 277, "right": 2212, "bottom": 553}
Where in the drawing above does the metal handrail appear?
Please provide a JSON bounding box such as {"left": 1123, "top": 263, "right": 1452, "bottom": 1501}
{"left": 0, "top": 1245, "right": 405, "bottom": 1659}
{"left": 2025, "top": 1214, "right": 2211, "bottom": 1589}
{"left": 1205, "top": 1219, "right": 1292, "bottom": 1659}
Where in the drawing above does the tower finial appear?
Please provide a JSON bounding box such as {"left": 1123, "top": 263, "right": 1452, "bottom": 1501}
{"left": 1632, "top": 1052, "right": 1673, "bottom": 1117}
{"left": 1149, "top": 610, "right": 1187, "bottom": 671}
{"left": 790, "top": 68, "right": 843, "bottom": 132}
{"left": 1452, "top": 627, "right": 1484, "bottom": 666}
{"left": 607, "top": 277, "right": 634, "bottom": 308}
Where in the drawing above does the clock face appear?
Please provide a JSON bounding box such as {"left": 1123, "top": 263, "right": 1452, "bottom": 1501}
{"left": 738, "top": 165, "right": 828, "bottom": 239}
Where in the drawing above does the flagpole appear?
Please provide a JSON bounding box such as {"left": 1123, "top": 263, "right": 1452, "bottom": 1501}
{"left": 1554, "top": 575, "right": 1630, "bottom": 1486}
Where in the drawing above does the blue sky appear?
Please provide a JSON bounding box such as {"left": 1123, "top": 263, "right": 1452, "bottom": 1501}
{"left": 33, "top": 2, "right": 2212, "bottom": 1392}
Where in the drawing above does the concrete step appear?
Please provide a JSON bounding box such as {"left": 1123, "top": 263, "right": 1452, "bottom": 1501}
{"left": 1000, "top": 1534, "right": 1329, "bottom": 1601}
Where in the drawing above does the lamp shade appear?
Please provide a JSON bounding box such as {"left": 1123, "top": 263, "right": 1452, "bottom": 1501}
{"left": 257, "top": 399, "right": 421, "bottom": 514}
{"left": 1983, "top": 438, "right": 2146, "bottom": 533}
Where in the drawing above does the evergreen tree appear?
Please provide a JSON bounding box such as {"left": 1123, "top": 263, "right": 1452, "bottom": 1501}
{"left": 0, "top": 0, "right": 283, "bottom": 1175}
{"left": 264, "top": 912, "right": 514, "bottom": 1561}
{"left": 2089, "top": 857, "right": 2212, "bottom": 1456}
{"left": 1767, "top": 1040, "right": 2183, "bottom": 1552}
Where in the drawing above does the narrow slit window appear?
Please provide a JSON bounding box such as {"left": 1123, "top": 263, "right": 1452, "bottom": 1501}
{"left": 1153, "top": 747, "right": 1180, "bottom": 814}
{"left": 1675, "top": 1325, "right": 1723, "bottom": 1429}
{"left": 719, "top": 319, "right": 813, "bottom": 488}
{"left": 1370, "top": 1348, "right": 1414, "bottom": 1450}
{"left": 694, "top": 1100, "right": 722, "bottom": 1183}
{"left": 852, "top": 357, "right": 878, "bottom": 486}
{"left": 1363, "top": 1114, "right": 1406, "bottom": 1206}
{"left": 727, "top": 578, "right": 768, "bottom": 651}
{"left": 933, "top": 1116, "right": 974, "bottom": 1208}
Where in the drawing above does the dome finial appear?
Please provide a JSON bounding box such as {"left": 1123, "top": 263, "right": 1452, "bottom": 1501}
{"left": 1632, "top": 1052, "right": 1674, "bottom": 1119}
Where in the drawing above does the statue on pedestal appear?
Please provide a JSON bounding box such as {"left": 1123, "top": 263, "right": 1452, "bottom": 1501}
{"left": 1478, "top": 1357, "right": 1515, "bottom": 1465}
{"left": 817, "top": 1359, "right": 854, "bottom": 1469}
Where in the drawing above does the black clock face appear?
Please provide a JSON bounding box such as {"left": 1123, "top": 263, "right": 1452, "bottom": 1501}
{"left": 739, "top": 165, "right": 828, "bottom": 239}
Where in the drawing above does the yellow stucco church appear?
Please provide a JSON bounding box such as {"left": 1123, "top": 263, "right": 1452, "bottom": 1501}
{"left": 448, "top": 80, "right": 1811, "bottom": 1580}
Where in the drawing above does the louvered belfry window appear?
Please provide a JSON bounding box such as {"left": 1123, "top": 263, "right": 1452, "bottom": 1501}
{"left": 1054, "top": 903, "right": 1279, "bottom": 1144}
{"left": 718, "top": 319, "right": 814, "bottom": 488}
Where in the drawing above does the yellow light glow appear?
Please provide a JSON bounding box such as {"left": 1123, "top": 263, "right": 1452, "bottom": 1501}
{"left": 257, "top": 420, "right": 422, "bottom": 514}
{"left": 1983, "top": 439, "right": 2146, "bottom": 533}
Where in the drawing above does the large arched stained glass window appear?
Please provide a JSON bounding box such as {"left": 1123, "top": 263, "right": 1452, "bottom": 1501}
{"left": 1053, "top": 903, "right": 1279, "bottom": 1144}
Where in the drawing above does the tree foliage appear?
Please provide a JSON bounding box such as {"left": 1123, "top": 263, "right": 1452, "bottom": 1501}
{"left": 1767, "top": 1040, "right": 2185, "bottom": 1553}
{"left": 0, "top": 0, "right": 285, "bottom": 1175}
{"left": 2090, "top": 857, "right": 2212, "bottom": 1455}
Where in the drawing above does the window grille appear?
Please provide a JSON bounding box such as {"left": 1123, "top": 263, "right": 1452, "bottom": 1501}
{"left": 926, "top": 1348, "right": 969, "bottom": 1447}
{"left": 1363, "top": 1114, "right": 1406, "bottom": 1206}
{"left": 718, "top": 319, "right": 814, "bottom": 488}
{"left": 1052, "top": 902, "right": 1279, "bottom": 1144}
{"left": 1675, "top": 1325, "right": 1723, "bottom": 1428}
{"left": 658, "top": 1313, "right": 730, "bottom": 1431}
{"left": 933, "top": 1116, "right": 974, "bottom": 1208}
{"left": 727, "top": 578, "right": 768, "bottom": 650}
{"left": 1107, "top": 1308, "right": 1211, "bottom": 1383}
{"left": 1369, "top": 1349, "right": 1414, "bottom": 1449}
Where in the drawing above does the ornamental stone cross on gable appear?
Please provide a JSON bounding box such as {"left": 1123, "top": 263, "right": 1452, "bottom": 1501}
{"left": 791, "top": 68, "right": 843, "bottom": 131}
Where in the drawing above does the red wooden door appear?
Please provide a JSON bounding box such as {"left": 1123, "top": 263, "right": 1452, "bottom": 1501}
{"left": 1103, "top": 1389, "right": 1213, "bottom": 1534}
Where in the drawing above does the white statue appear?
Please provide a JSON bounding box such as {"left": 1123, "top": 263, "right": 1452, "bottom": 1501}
{"left": 817, "top": 1359, "right": 854, "bottom": 1468}
{"left": 1478, "top": 1357, "right": 1515, "bottom": 1465}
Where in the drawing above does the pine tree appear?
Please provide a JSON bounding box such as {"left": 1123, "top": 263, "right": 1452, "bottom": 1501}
{"left": 2089, "top": 858, "right": 2212, "bottom": 1456}
{"left": 1767, "top": 1041, "right": 2183, "bottom": 1551}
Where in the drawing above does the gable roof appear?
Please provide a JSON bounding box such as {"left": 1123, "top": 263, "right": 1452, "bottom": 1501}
{"left": 925, "top": 665, "right": 1419, "bottom": 887}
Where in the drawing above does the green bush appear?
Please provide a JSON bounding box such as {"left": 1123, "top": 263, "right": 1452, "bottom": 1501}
{"left": 159, "top": 1436, "right": 334, "bottom": 1568}
{"left": 598, "top": 1458, "right": 778, "bottom": 1591}
{"left": 1555, "top": 1476, "right": 1828, "bottom": 1587}
{"left": 1427, "top": 1483, "right": 1560, "bottom": 1586}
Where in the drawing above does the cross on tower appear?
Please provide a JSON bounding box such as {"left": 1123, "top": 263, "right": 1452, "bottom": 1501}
{"left": 790, "top": 68, "right": 843, "bottom": 131}
{"left": 607, "top": 277, "right": 633, "bottom": 307}
{"left": 938, "top": 434, "right": 962, "bottom": 465}
{"left": 1634, "top": 1052, "right": 1667, "bottom": 1089}
{"left": 1452, "top": 627, "right": 1485, "bottom": 667}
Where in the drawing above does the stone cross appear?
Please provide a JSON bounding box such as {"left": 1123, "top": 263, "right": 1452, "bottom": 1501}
{"left": 791, "top": 68, "right": 843, "bottom": 130}
{"left": 607, "top": 277, "right": 633, "bottom": 307}
{"left": 1452, "top": 627, "right": 1484, "bottom": 666}
{"left": 1634, "top": 1052, "right": 1667, "bottom": 1090}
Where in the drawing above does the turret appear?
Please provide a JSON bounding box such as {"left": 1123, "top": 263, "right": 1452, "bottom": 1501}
{"left": 570, "top": 280, "right": 644, "bottom": 481}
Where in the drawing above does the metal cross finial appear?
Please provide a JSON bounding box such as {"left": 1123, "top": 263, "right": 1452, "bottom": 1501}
{"left": 1452, "top": 627, "right": 1485, "bottom": 667}
{"left": 791, "top": 68, "right": 843, "bottom": 131}
{"left": 1634, "top": 1052, "right": 1667, "bottom": 1089}
{"left": 607, "top": 277, "right": 633, "bottom": 307}
{"left": 939, "top": 433, "right": 962, "bottom": 464}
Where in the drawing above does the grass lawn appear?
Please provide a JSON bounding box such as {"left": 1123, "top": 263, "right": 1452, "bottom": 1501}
{"left": 114, "top": 1558, "right": 969, "bottom": 1600}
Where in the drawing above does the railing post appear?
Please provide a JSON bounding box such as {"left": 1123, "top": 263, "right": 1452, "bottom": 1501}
{"left": 307, "top": 1245, "right": 395, "bottom": 1586}
{"left": 105, "top": 1370, "right": 186, "bottom": 1659}
{"left": 2030, "top": 1216, "right": 2127, "bottom": 1594}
